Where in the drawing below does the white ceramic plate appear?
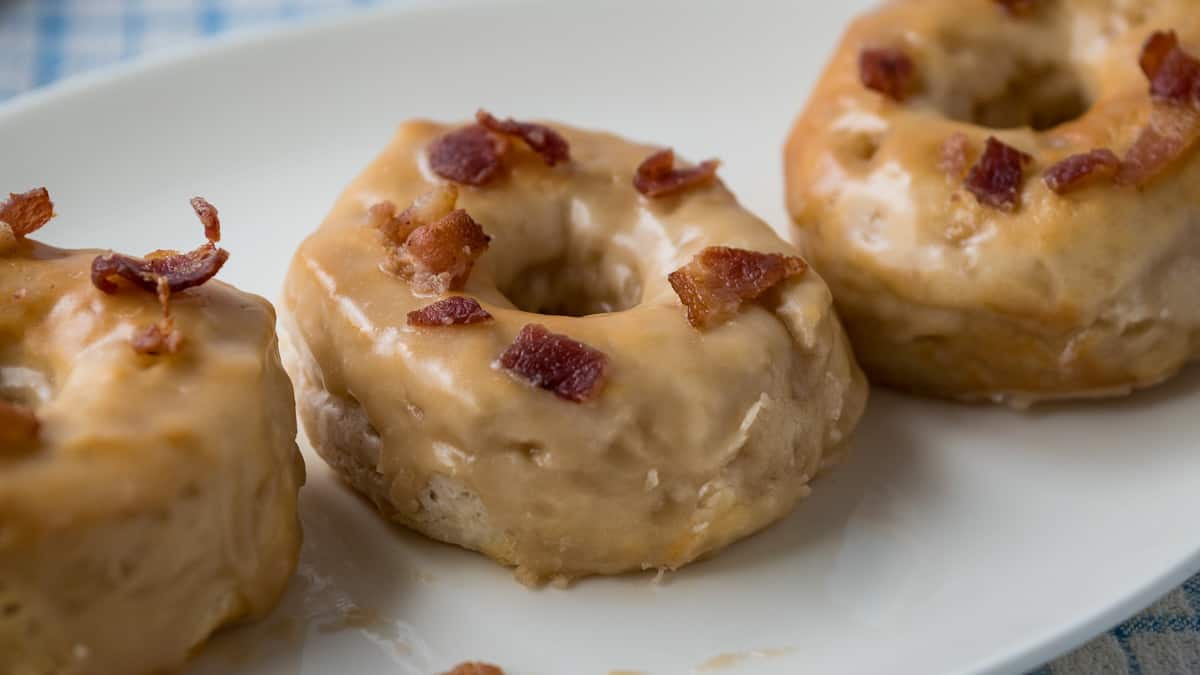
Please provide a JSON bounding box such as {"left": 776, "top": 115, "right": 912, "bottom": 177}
{"left": 3, "top": 1, "right": 1199, "bottom": 673}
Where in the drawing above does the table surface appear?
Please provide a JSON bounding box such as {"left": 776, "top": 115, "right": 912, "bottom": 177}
{"left": 1, "top": 1, "right": 1197, "bottom": 674}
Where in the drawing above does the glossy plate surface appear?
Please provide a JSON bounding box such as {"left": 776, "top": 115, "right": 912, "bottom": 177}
{"left": 2, "top": 1, "right": 1197, "bottom": 673}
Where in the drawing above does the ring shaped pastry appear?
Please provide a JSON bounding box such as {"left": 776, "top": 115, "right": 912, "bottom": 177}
{"left": 0, "top": 191, "right": 304, "bottom": 675}
{"left": 785, "top": 0, "right": 1200, "bottom": 404}
{"left": 285, "top": 114, "right": 867, "bottom": 584}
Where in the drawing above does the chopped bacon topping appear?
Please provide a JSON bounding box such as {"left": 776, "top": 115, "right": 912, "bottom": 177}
{"left": 390, "top": 210, "right": 491, "bottom": 296}
{"left": 499, "top": 324, "right": 608, "bottom": 403}
{"left": 939, "top": 133, "right": 972, "bottom": 179}
{"left": 993, "top": 0, "right": 1037, "bottom": 16}
{"left": 190, "top": 197, "right": 221, "bottom": 242}
{"left": 373, "top": 184, "right": 459, "bottom": 246}
{"left": 858, "top": 48, "right": 916, "bottom": 102}
{"left": 407, "top": 296, "right": 493, "bottom": 327}
{"left": 428, "top": 124, "right": 509, "bottom": 186}
{"left": 130, "top": 277, "right": 182, "bottom": 355}
{"left": 92, "top": 198, "right": 230, "bottom": 294}
{"left": 1139, "top": 31, "right": 1200, "bottom": 106}
{"left": 476, "top": 110, "right": 570, "bottom": 166}
{"left": 1115, "top": 104, "right": 1200, "bottom": 186}
{"left": 633, "top": 149, "right": 720, "bottom": 198}
{"left": 1043, "top": 149, "right": 1121, "bottom": 194}
{"left": 0, "top": 187, "right": 54, "bottom": 239}
{"left": 668, "top": 246, "right": 807, "bottom": 329}
{"left": 964, "top": 137, "right": 1033, "bottom": 211}
{"left": 0, "top": 399, "right": 39, "bottom": 453}
{"left": 440, "top": 663, "right": 505, "bottom": 675}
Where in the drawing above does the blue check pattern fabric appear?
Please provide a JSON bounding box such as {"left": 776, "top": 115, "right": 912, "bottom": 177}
{"left": 1, "top": 2, "right": 1199, "bottom": 673}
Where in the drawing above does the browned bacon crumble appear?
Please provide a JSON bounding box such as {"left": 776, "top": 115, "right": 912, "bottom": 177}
{"left": 0, "top": 187, "right": 54, "bottom": 238}
{"left": 92, "top": 198, "right": 230, "bottom": 294}
{"left": 1116, "top": 104, "right": 1200, "bottom": 186}
{"left": 0, "top": 399, "right": 39, "bottom": 452}
{"left": 964, "top": 137, "right": 1033, "bottom": 211}
{"left": 407, "top": 296, "right": 493, "bottom": 327}
{"left": 1044, "top": 149, "right": 1121, "bottom": 194}
{"left": 499, "top": 324, "right": 608, "bottom": 403}
{"left": 859, "top": 47, "right": 916, "bottom": 102}
{"left": 130, "top": 277, "right": 182, "bottom": 355}
{"left": 373, "top": 185, "right": 460, "bottom": 246}
{"left": 476, "top": 110, "right": 570, "bottom": 166}
{"left": 391, "top": 210, "right": 491, "bottom": 296}
{"left": 440, "top": 663, "right": 505, "bottom": 675}
{"left": 668, "top": 246, "right": 807, "bottom": 330}
{"left": 428, "top": 124, "right": 509, "bottom": 186}
{"left": 190, "top": 197, "right": 221, "bottom": 242}
{"left": 939, "top": 133, "right": 972, "bottom": 179}
{"left": 1140, "top": 31, "right": 1200, "bottom": 106}
{"left": 993, "top": 0, "right": 1038, "bottom": 16}
{"left": 633, "top": 149, "right": 720, "bottom": 198}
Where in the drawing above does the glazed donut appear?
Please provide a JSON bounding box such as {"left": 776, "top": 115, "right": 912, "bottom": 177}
{"left": 0, "top": 190, "right": 304, "bottom": 675}
{"left": 284, "top": 112, "right": 867, "bottom": 584}
{"left": 785, "top": 0, "right": 1200, "bottom": 403}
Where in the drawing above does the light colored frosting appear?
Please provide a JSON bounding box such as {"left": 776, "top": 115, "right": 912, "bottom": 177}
{"left": 786, "top": 0, "right": 1200, "bottom": 402}
{"left": 0, "top": 242, "right": 304, "bottom": 675}
{"left": 285, "top": 120, "right": 867, "bottom": 583}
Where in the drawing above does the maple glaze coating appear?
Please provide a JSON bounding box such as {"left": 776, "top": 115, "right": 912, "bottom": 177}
{"left": 285, "top": 119, "right": 867, "bottom": 584}
{"left": 785, "top": 0, "right": 1200, "bottom": 403}
{"left": 0, "top": 242, "right": 303, "bottom": 674}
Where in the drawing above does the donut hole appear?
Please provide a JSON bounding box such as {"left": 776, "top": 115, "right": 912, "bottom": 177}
{"left": 498, "top": 250, "right": 643, "bottom": 317}
{"left": 926, "top": 32, "right": 1092, "bottom": 131}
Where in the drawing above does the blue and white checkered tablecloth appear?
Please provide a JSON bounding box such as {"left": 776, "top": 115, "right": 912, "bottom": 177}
{"left": 1, "top": 2, "right": 1199, "bottom": 674}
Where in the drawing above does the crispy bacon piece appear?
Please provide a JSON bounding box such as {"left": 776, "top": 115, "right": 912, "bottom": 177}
{"left": 964, "top": 137, "right": 1033, "bottom": 211}
{"left": 858, "top": 47, "right": 916, "bottom": 102}
{"left": 668, "top": 246, "right": 807, "bottom": 330}
{"left": 190, "top": 197, "right": 221, "bottom": 242}
{"left": 499, "top": 324, "right": 608, "bottom": 403}
{"left": 390, "top": 210, "right": 491, "bottom": 296}
{"left": 993, "top": 0, "right": 1037, "bottom": 16}
{"left": 130, "top": 277, "right": 182, "bottom": 355}
{"left": 633, "top": 149, "right": 720, "bottom": 198}
{"left": 372, "top": 185, "right": 460, "bottom": 246}
{"left": 1140, "top": 31, "right": 1200, "bottom": 106}
{"left": 1043, "top": 149, "right": 1121, "bottom": 194}
{"left": 0, "top": 187, "right": 54, "bottom": 239}
{"left": 476, "top": 110, "right": 570, "bottom": 166}
{"left": 1116, "top": 104, "right": 1200, "bottom": 186}
{"left": 441, "top": 663, "right": 505, "bottom": 675}
{"left": 939, "top": 133, "right": 972, "bottom": 178}
{"left": 407, "top": 296, "right": 493, "bottom": 327}
{"left": 428, "top": 124, "right": 509, "bottom": 186}
{"left": 0, "top": 399, "right": 39, "bottom": 453}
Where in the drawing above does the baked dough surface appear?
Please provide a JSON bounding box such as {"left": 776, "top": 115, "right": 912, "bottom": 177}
{"left": 785, "top": 0, "right": 1200, "bottom": 403}
{"left": 285, "top": 120, "right": 867, "bottom": 583}
{"left": 0, "top": 242, "right": 304, "bottom": 675}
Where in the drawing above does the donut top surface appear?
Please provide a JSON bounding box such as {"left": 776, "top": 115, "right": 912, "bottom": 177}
{"left": 786, "top": 0, "right": 1200, "bottom": 331}
{"left": 0, "top": 198, "right": 295, "bottom": 543}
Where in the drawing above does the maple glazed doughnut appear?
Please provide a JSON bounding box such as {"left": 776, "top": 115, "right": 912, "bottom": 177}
{"left": 0, "top": 190, "right": 304, "bottom": 675}
{"left": 785, "top": 0, "right": 1200, "bottom": 403}
{"left": 284, "top": 111, "right": 867, "bottom": 584}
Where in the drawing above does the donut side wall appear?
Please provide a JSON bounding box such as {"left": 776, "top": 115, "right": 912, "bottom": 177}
{"left": 0, "top": 248, "right": 305, "bottom": 674}
{"left": 284, "top": 120, "right": 868, "bottom": 583}
{"left": 784, "top": 0, "right": 1200, "bottom": 402}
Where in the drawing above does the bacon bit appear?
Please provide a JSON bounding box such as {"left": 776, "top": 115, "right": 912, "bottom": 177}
{"left": 1139, "top": 31, "right": 1200, "bottom": 106}
{"left": 407, "top": 296, "right": 493, "bottom": 327}
{"left": 858, "top": 47, "right": 916, "bottom": 102}
{"left": 440, "top": 663, "right": 505, "bottom": 675}
{"left": 633, "top": 149, "right": 720, "bottom": 198}
{"left": 131, "top": 277, "right": 183, "bottom": 355}
{"left": 668, "top": 246, "right": 807, "bottom": 330}
{"left": 476, "top": 110, "right": 570, "bottom": 166}
{"left": 375, "top": 184, "right": 459, "bottom": 246}
{"left": 0, "top": 187, "right": 54, "bottom": 239}
{"left": 499, "top": 324, "right": 608, "bottom": 403}
{"left": 939, "top": 133, "right": 972, "bottom": 179}
{"left": 0, "top": 399, "right": 39, "bottom": 453}
{"left": 428, "top": 125, "right": 509, "bottom": 186}
{"left": 390, "top": 210, "right": 491, "bottom": 296}
{"left": 964, "top": 137, "right": 1033, "bottom": 211}
{"left": 190, "top": 197, "right": 221, "bottom": 242}
{"left": 993, "top": 0, "right": 1037, "bottom": 16}
{"left": 1043, "top": 149, "right": 1121, "bottom": 194}
{"left": 1116, "top": 104, "right": 1200, "bottom": 186}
